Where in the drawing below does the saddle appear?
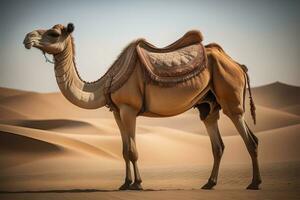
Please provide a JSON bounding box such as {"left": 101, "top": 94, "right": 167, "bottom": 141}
{"left": 137, "top": 30, "right": 207, "bottom": 86}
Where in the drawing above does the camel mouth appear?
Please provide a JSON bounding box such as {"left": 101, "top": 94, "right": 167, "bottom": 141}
{"left": 24, "top": 41, "right": 33, "bottom": 49}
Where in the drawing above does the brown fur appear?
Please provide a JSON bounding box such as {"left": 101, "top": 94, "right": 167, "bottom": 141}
{"left": 24, "top": 25, "right": 261, "bottom": 190}
{"left": 70, "top": 35, "right": 142, "bottom": 91}
{"left": 205, "top": 43, "right": 256, "bottom": 124}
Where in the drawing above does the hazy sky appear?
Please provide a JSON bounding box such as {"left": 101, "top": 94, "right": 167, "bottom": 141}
{"left": 0, "top": 0, "right": 299, "bottom": 92}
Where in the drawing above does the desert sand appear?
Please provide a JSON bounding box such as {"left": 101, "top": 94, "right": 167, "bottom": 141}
{"left": 0, "top": 82, "right": 299, "bottom": 199}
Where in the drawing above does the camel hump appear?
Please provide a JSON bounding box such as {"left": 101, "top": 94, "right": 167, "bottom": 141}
{"left": 138, "top": 30, "right": 203, "bottom": 52}
{"left": 136, "top": 30, "right": 206, "bottom": 86}
{"left": 205, "top": 43, "right": 224, "bottom": 52}
{"left": 205, "top": 42, "right": 248, "bottom": 73}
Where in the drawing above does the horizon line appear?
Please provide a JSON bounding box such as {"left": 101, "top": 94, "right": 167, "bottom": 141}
{"left": 1, "top": 80, "right": 299, "bottom": 94}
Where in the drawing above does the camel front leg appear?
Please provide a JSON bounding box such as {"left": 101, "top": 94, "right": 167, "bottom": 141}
{"left": 119, "top": 104, "right": 143, "bottom": 190}
{"left": 196, "top": 102, "right": 224, "bottom": 189}
{"left": 113, "top": 112, "right": 132, "bottom": 190}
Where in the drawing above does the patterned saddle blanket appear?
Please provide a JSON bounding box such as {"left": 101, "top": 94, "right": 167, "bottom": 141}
{"left": 137, "top": 30, "right": 207, "bottom": 86}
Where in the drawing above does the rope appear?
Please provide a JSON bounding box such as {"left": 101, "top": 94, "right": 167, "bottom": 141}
{"left": 43, "top": 52, "right": 55, "bottom": 64}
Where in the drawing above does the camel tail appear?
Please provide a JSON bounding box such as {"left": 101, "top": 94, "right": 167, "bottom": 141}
{"left": 241, "top": 65, "right": 256, "bottom": 125}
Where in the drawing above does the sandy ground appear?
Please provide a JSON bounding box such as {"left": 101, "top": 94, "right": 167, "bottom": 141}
{"left": 1, "top": 190, "right": 299, "bottom": 200}
{"left": 0, "top": 82, "right": 299, "bottom": 199}
{"left": 1, "top": 162, "right": 299, "bottom": 199}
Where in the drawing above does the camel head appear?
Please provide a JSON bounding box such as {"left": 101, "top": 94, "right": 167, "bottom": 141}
{"left": 23, "top": 23, "right": 74, "bottom": 54}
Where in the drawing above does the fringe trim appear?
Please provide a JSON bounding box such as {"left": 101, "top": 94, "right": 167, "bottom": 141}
{"left": 141, "top": 61, "right": 207, "bottom": 87}
{"left": 140, "top": 44, "right": 207, "bottom": 87}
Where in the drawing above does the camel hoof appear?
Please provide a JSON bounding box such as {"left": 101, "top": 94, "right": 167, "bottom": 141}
{"left": 201, "top": 180, "right": 216, "bottom": 190}
{"left": 119, "top": 182, "right": 131, "bottom": 190}
{"left": 246, "top": 182, "right": 261, "bottom": 190}
{"left": 129, "top": 182, "right": 143, "bottom": 190}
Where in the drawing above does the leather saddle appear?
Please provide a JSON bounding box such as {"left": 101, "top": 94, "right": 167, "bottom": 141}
{"left": 137, "top": 30, "right": 207, "bottom": 86}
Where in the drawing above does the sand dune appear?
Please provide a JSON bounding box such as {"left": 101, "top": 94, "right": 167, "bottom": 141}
{"left": 0, "top": 106, "right": 28, "bottom": 120}
{"left": 0, "top": 119, "right": 107, "bottom": 135}
{"left": 2, "top": 121, "right": 295, "bottom": 166}
{"left": 0, "top": 122, "right": 299, "bottom": 193}
{"left": 251, "top": 82, "right": 300, "bottom": 109}
{"left": 280, "top": 104, "right": 300, "bottom": 116}
{"left": 254, "top": 124, "right": 300, "bottom": 162}
{"left": 0, "top": 87, "right": 28, "bottom": 99}
{"left": 0, "top": 93, "right": 59, "bottom": 118}
{"left": 0, "top": 130, "right": 63, "bottom": 169}
{"left": 1, "top": 85, "right": 299, "bottom": 136}
{"left": 221, "top": 124, "right": 300, "bottom": 164}
{"left": 0, "top": 130, "right": 62, "bottom": 154}
{"left": 230, "top": 104, "right": 300, "bottom": 135}
{"left": 0, "top": 124, "right": 119, "bottom": 159}
{"left": 0, "top": 91, "right": 111, "bottom": 119}
{"left": 1, "top": 103, "right": 298, "bottom": 136}
{"left": 42, "top": 92, "right": 113, "bottom": 118}
{"left": 136, "top": 124, "right": 300, "bottom": 164}
{"left": 0, "top": 82, "right": 299, "bottom": 197}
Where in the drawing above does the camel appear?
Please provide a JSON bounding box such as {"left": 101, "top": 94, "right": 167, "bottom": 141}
{"left": 23, "top": 23, "right": 262, "bottom": 190}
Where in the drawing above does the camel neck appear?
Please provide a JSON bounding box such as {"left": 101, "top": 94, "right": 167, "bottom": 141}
{"left": 53, "top": 36, "right": 107, "bottom": 109}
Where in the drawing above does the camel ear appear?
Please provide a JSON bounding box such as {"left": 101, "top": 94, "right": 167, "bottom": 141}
{"left": 67, "top": 23, "right": 74, "bottom": 33}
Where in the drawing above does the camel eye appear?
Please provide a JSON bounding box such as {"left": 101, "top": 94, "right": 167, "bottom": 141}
{"left": 48, "top": 32, "right": 60, "bottom": 38}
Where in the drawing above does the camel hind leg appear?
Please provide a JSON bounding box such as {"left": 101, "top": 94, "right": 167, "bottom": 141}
{"left": 216, "top": 87, "right": 262, "bottom": 189}
{"left": 207, "top": 43, "right": 261, "bottom": 189}
{"left": 230, "top": 114, "right": 262, "bottom": 189}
